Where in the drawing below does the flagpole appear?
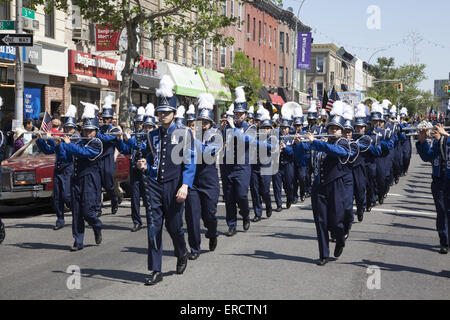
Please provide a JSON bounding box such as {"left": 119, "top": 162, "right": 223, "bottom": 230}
{"left": 292, "top": 0, "right": 306, "bottom": 103}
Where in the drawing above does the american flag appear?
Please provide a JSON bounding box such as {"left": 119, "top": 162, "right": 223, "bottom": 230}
{"left": 326, "top": 86, "right": 339, "bottom": 112}
{"left": 40, "top": 112, "right": 53, "bottom": 132}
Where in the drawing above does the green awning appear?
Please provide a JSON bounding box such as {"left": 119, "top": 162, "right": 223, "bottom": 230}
{"left": 197, "top": 67, "right": 232, "bottom": 101}
{"left": 163, "top": 62, "right": 207, "bottom": 97}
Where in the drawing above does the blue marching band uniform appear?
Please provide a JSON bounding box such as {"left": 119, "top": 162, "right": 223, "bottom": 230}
{"left": 8, "top": 79, "right": 450, "bottom": 281}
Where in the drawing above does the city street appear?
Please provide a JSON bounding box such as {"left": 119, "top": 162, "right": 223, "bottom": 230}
{"left": 0, "top": 152, "right": 448, "bottom": 300}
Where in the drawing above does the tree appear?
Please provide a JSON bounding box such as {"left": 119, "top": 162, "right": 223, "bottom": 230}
{"left": 367, "top": 57, "right": 431, "bottom": 116}
{"left": 221, "top": 51, "right": 263, "bottom": 109}
{"left": 24, "top": 0, "right": 236, "bottom": 124}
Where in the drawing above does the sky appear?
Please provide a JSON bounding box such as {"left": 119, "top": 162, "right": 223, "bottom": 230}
{"left": 282, "top": 0, "right": 450, "bottom": 93}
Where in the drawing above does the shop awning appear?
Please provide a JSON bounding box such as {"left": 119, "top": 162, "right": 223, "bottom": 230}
{"left": 258, "top": 86, "right": 271, "bottom": 102}
{"left": 197, "top": 67, "right": 232, "bottom": 101}
{"left": 269, "top": 94, "right": 285, "bottom": 106}
{"left": 132, "top": 73, "right": 160, "bottom": 91}
{"left": 162, "top": 62, "right": 207, "bottom": 97}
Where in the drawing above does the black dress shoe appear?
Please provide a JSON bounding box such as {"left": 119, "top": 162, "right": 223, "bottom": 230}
{"left": 316, "top": 258, "right": 328, "bottom": 266}
{"left": 293, "top": 198, "right": 298, "bottom": 204}
{"left": 439, "top": 246, "right": 449, "bottom": 254}
{"left": 131, "top": 224, "right": 143, "bottom": 232}
{"left": 209, "top": 237, "right": 218, "bottom": 251}
{"left": 96, "top": 212, "right": 102, "bottom": 218}
{"left": 111, "top": 203, "right": 118, "bottom": 215}
{"left": 266, "top": 208, "right": 272, "bottom": 218}
{"left": 252, "top": 216, "right": 262, "bottom": 223}
{"left": 357, "top": 212, "right": 364, "bottom": 222}
{"left": 95, "top": 231, "right": 102, "bottom": 245}
{"left": 334, "top": 244, "right": 344, "bottom": 258}
{"left": 226, "top": 227, "right": 237, "bottom": 237}
{"left": 286, "top": 201, "right": 292, "bottom": 209}
{"left": 243, "top": 218, "right": 250, "bottom": 231}
{"left": 275, "top": 206, "right": 282, "bottom": 212}
{"left": 53, "top": 225, "right": 64, "bottom": 231}
{"left": 188, "top": 252, "right": 200, "bottom": 260}
{"left": 176, "top": 253, "right": 188, "bottom": 274}
{"left": 70, "top": 246, "right": 83, "bottom": 252}
{"left": 144, "top": 271, "right": 163, "bottom": 285}
{"left": 300, "top": 196, "right": 305, "bottom": 202}
{"left": 394, "top": 177, "right": 399, "bottom": 184}
{"left": 378, "top": 197, "right": 384, "bottom": 205}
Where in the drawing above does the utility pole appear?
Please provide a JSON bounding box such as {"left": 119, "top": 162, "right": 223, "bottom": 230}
{"left": 292, "top": 0, "right": 306, "bottom": 103}
{"left": 15, "top": 0, "right": 24, "bottom": 123}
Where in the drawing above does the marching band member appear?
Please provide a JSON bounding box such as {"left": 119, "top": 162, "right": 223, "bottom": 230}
{"left": 175, "top": 105, "right": 187, "bottom": 126}
{"left": 273, "top": 103, "right": 295, "bottom": 212}
{"left": 381, "top": 100, "right": 395, "bottom": 197}
{"left": 222, "top": 86, "right": 256, "bottom": 236}
{"left": 185, "top": 93, "right": 221, "bottom": 260}
{"left": 136, "top": 75, "right": 196, "bottom": 285}
{"left": 115, "top": 106, "right": 148, "bottom": 232}
{"left": 399, "top": 107, "right": 412, "bottom": 176}
{"left": 306, "top": 100, "right": 319, "bottom": 133}
{"left": 307, "top": 101, "right": 352, "bottom": 266}
{"left": 57, "top": 103, "right": 104, "bottom": 251}
{"left": 250, "top": 107, "right": 274, "bottom": 222}
{"left": 96, "top": 96, "right": 120, "bottom": 216}
{"left": 36, "top": 105, "right": 80, "bottom": 230}
{"left": 342, "top": 104, "right": 355, "bottom": 234}
{"left": 247, "top": 105, "right": 255, "bottom": 125}
{"left": 292, "top": 104, "right": 310, "bottom": 204}
{"left": 186, "top": 104, "right": 196, "bottom": 131}
{"left": 416, "top": 123, "right": 450, "bottom": 254}
{"left": 389, "top": 105, "right": 402, "bottom": 185}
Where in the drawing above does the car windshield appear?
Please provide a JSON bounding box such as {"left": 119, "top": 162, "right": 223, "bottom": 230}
{"left": 9, "top": 140, "right": 44, "bottom": 160}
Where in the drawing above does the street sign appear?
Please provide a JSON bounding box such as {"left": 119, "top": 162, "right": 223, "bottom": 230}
{"left": 0, "top": 21, "right": 15, "bottom": 30}
{"left": 22, "top": 8, "right": 35, "bottom": 20}
{"left": 0, "top": 34, "right": 33, "bottom": 47}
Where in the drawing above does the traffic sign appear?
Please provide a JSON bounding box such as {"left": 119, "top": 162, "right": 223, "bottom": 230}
{"left": 22, "top": 8, "right": 35, "bottom": 20}
{"left": 0, "top": 21, "right": 15, "bottom": 30}
{"left": 0, "top": 34, "right": 33, "bottom": 47}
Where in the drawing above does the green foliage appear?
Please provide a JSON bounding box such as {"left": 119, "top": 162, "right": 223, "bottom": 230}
{"left": 367, "top": 57, "right": 433, "bottom": 116}
{"left": 222, "top": 51, "right": 263, "bottom": 108}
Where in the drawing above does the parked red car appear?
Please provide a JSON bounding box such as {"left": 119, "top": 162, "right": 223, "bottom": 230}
{"left": 0, "top": 140, "right": 130, "bottom": 206}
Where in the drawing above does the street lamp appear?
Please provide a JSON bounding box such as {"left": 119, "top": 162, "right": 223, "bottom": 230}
{"left": 291, "top": 0, "right": 306, "bottom": 103}
{"left": 365, "top": 48, "right": 386, "bottom": 93}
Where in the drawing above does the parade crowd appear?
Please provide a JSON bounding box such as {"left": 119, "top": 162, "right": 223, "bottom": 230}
{"left": 0, "top": 76, "right": 449, "bottom": 286}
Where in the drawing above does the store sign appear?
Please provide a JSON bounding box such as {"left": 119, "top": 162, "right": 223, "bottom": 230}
{"left": 135, "top": 56, "right": 157, "bottom": 77}
{"left": 24, "top": 87, "right": 41, "bottom": 120}
{"left": 95, "top": 24, "right": 121, "bottom": 51}
{"left": 24, "top": 44, "right": 42, "bottom": 65}
{"left": 68, "top": 50, "right": 118, "bottom": 81}
{"left": 0, "top": 46, "right": 16, "bottom": 60}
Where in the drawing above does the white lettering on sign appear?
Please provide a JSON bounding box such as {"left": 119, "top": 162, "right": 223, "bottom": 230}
{"left": 75, "top": 53, "right": 116, "bottom": 70}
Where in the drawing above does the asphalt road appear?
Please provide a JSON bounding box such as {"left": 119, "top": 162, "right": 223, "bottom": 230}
{"left": 0, "top": 152, "right": 448, "bottom": 300}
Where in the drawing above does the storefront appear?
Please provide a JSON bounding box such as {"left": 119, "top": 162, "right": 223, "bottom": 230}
{"left": 131, "top": 56, "right": 160, "bottom": 107}
{"left": 197, "top": 67, "right": 231, "bottom": 121}
{"left": 68, "top": 49, "right": 120, "bottom": 118}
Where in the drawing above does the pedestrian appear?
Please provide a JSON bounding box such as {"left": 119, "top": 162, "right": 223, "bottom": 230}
{"left": 341, "top": 104, "right": 355, "bottom": 235}
{"left": 13, "top": 127, "right": 26, "bottom": 153}
{"left": 56, "top": 102, "right": 103, "bottom": 251}
{"left": 35, "top": 105, "right": 80, "bottom": 230}
{"left": 308, "top": 101, "right": 352, "bottom": 266}
{"left": 136, "top": 75, "right": 195, "bottom": 285}
{"left": 222, "top": 86, "right": 256, "bottom": 236}
{"left": 185, "top": 93, "right": 221, "bottom": 260}
{"left": 96, "top": 95, "right": 120, "bottom": 216}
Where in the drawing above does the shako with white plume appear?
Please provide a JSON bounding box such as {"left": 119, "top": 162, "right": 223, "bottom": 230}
{"left": 156, "top": 75, "right": 178, "bottom": 112}
{"left": 64, "top": 104, "right": 78, "bottom": 128}
{"left": 80, "top": 101, "right": 99, "bottom": 130}
{"left": 370, "top": 101, "right": 384, "bottom": 121}
{"left": 342, "top": 103, "right": 355, "bottom": 131}
{"left": 101, "top": 95, "right": 115, "bottom": 118}
{"left": 136, "top": 106, "right": 146, "bottom": 122}
{"left": 307, "top": 100, "right": 318, "bottom": 120}
{"left": 144, "top": 103, "right": 156, "bottom": 127}
{"left": 233, "top": 86, "right": 248, "bottom": 113}
{"left": 196, "top": 93, "right": 215, "bottom": 123}
{"left": 186, "top": 104, "right": 196, "bottom": 122}
{"left": 175, "top": 105, "right": 186, "bottom": 126}
{"left": 326, "top": 101, "right": 346, "bottom": 130}
{"left": 354, "top": 103, "right": 367, "bottom": 126}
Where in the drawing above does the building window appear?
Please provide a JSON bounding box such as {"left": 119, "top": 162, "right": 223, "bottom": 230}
{"left": 269, "top": 63, "right": 271, "bottom": 84}
{"left": 317, "top": 82, "right": 324, "bottom": 97}
{"left": 252, "top": 57, "right": 255, "bottom": 68}
{"left": 247, "top": 14, "right": 250, "bottom": 33}
{"left": 274, "top": 29, "right": 276, "bottom": 48}
{"left": 45, "top": 8, "right": 55, "bottom": 38}
{"left": 173, "top": 37, "right": 178, "bottom": 63}
{"left": 193, "top": 41, "right": 199, "bottom": 65}
{"left": 229, "top": 45, "right": 233, "bottom": 66}
{"left": 279, "top": 66, "right": 284, "bottom": 87}
{"left": 279, "top": 32, "right": 284, "bottom": 53}
{"left": 269, "top": 26, "right": 271, "bottom": 44}
{"left": 164, "top": 35, "right": 169, "bottom": 59}
{"left": 238, "top": 3, "right": 242, "bottom": 29}
{"left": 222, "top": 1, "right": 227, "bottom": 16}
{"left": 258, "top": 21, "right": 261, "bottom": 45}
{"left": 316, "top": 57, "right": 325, "bottom": 73}
{"left": 220, "top": 47, "right": 226, "bottom": 68}
{"left": 330, "top": 71, "right": 335, "bottom": 85}
{"left": 263, "top": 61, "right": 266, "bottom": 81}
{"left": 258, "top": 60, "right": 261, "bottom": 79}
{"left": 264, "top": 23, "right": 266, "bottom": 45}
{"left": 273, "top": 64, "right": 276, "bottom": 83}
{"left": 230, "top": 0, "right": 234, "bottom": 18}
{"left": 253, "top": 18, "right": 256, "bottom": 41}
{"left": 286, "top": 67, "right": 288, "bottom": 87}
{"left": 0, "top": 2, "right": 10, "bottom": 19}
{"left": 286, "top": 34, "right": 289, "bottom": 53}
